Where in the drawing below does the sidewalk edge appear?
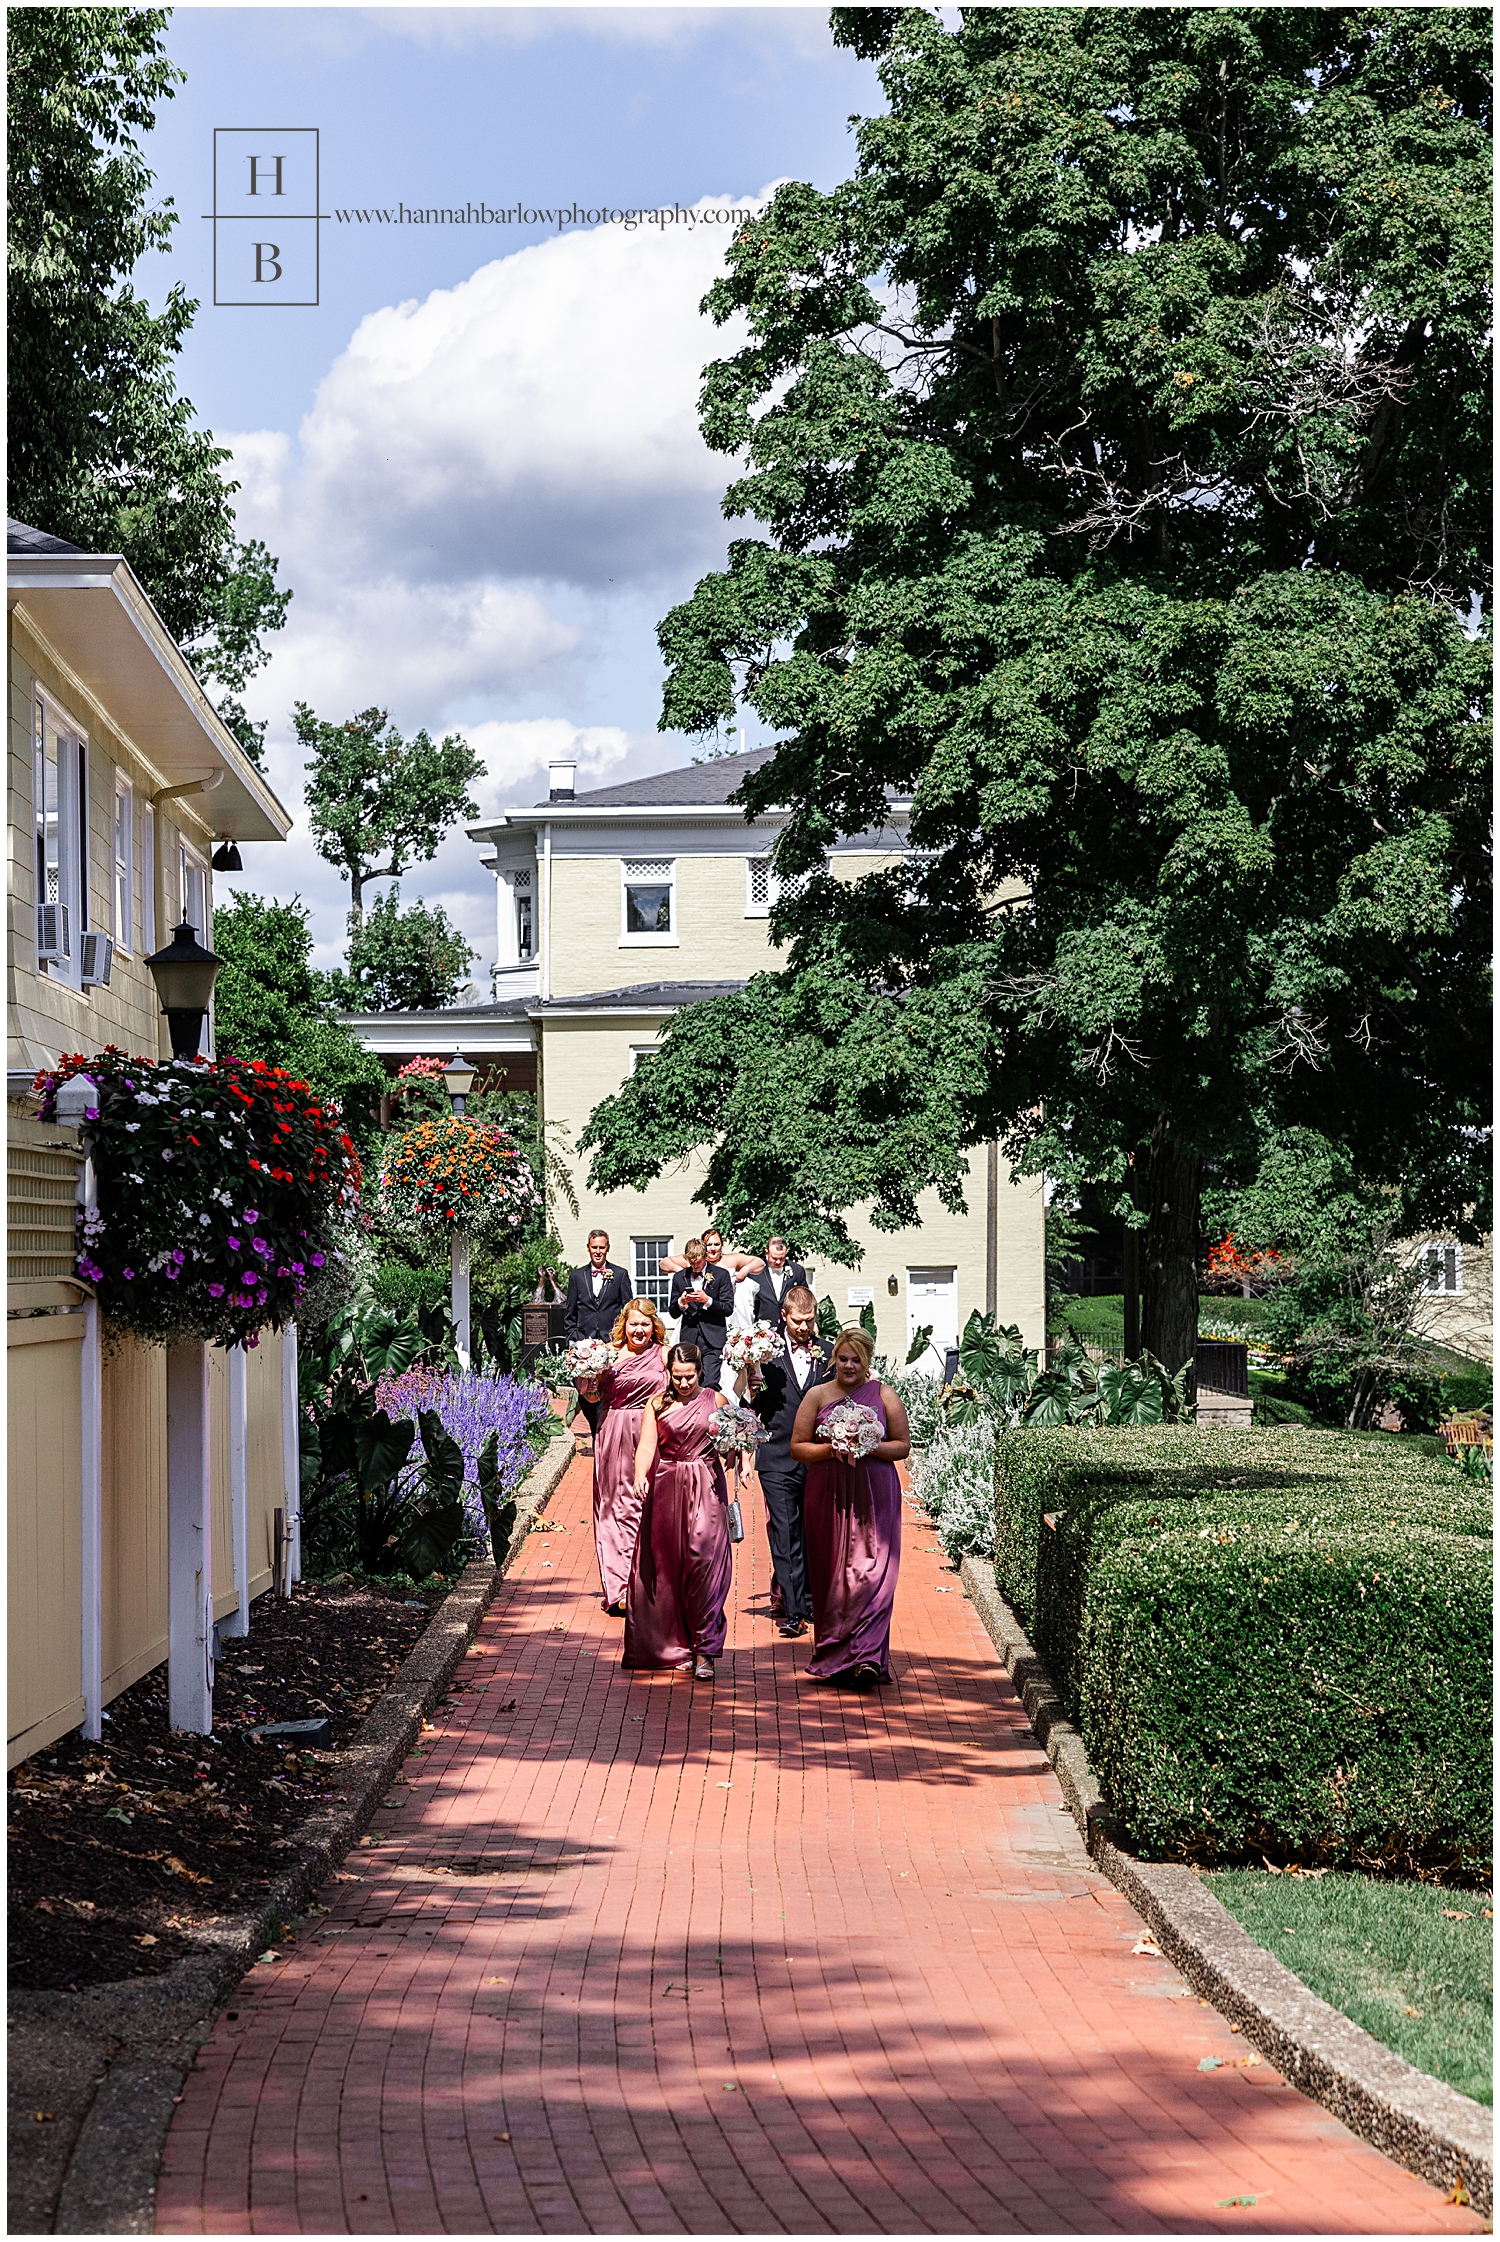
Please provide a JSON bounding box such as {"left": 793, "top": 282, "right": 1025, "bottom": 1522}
{"left": 38, "top": 1426, "right": 576, "bottom": 2237}
{"left": 959, "top": 1553, "right": 1493, "bottom": 2218}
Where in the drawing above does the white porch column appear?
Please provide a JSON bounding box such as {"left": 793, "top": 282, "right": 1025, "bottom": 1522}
{"left": 221, "top": 1345, "right": 250, "bottom": 1637}
{"left": 495, "top": 867, "right": 519, "bottom": 969}
{"left": 56, "top": 1076, "right": 104, "bottom": 1741}
{"left": 282, "top": 1322, "right": 301, "bottom": 1586}
{"left": 167, "top": 1339, "right": 214, "bottom": 1733}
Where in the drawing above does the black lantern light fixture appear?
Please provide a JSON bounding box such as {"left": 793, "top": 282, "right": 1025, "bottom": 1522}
{"left": 443, "top": 1048, "right": 478, "bottom": 1116}
{"left": 146, "top": 920, "right": 222, "bottom": 1058}
{"left": 211, "top": 836, "right": 243, "bottom": 872}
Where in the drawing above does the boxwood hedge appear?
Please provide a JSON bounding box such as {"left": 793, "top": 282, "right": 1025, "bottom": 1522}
{"left": 993, "top": 1428, "right": 1492, "bottom": 1873}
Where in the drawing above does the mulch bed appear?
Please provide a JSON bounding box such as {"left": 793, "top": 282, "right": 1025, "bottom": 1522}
{"left": 8, "top": 1576, "right": 451, "bottom": 1991}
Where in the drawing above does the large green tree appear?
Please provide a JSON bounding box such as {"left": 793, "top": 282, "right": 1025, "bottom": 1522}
{"left": 7, "top": 6, "right": 290, "bottom": 763}
{"left": 583, "top": 6, "right": 1491, "bottom": 1385}
{"left": 295, "top": 704, "right": 484, "bottom": 933}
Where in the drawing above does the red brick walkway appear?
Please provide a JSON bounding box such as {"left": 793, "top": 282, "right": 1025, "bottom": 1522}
{"left": 158, "top": 1457, "right": 1481, "bottom": 2235}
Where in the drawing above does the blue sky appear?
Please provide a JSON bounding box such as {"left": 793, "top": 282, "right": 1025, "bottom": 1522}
{"left": 131, "top": 7, "right": 883, "bottom": 974}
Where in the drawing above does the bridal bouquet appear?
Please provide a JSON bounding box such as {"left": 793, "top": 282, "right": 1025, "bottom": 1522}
{"left": 708, "top": 1398, "right": 769, "bottom": 1459}
{"left": 722, "top": 1321, "right": 786, "bottom": 1375}
{"left": 566, "top": 1337, "right": 615, "bottom": 1388}
{"left": 816, "top": 1400, "right": 883, "bottom": 1462}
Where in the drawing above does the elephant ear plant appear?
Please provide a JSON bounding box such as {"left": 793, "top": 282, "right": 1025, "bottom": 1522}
{"left": 941, "top": 1312, "right": 1192, "bottom": 1430}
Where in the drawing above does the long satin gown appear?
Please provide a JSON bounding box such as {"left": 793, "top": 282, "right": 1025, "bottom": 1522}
{"left": 804, "top": 1378, "right": 902, "bottom": 1682}
{"left": 591, "top": 1343, "right": 667, "bottom": 1608}
{"left": 624, "top": 1385, "right": 733, "bottom": 1670}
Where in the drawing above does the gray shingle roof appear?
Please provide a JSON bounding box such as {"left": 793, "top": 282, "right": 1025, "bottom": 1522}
{"left": 8, "top": 520, "right": 86, "bottom": 555}
{"left": 538, "top": 746, "right": 777, "bottom": 810}
{"left": 533, "top": 981, "right": 747, "bottom": 1011}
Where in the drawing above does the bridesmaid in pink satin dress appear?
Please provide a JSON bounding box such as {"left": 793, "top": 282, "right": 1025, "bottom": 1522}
{"left": 587, "top": 1298, "right": 667, "bottom": 1616}
{"left": 791, "top": 1326, "right": 911, "bottom": 1689}
{"left": 624, "top": 1344, "right": 733, "bottom": 1679}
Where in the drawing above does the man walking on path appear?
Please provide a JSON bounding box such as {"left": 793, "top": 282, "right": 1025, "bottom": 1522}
{"left": 565, "top": 1230, "right": 630, "bottom": 1448}
{"left": 746, "top": 1285, "right": 826, "bottom": 1634}
{"left": 752, "top": 1236, "right": 809, "bottom": 1329}
{"left": 668, "top": 1238, "right": 734, "bottom": 1391}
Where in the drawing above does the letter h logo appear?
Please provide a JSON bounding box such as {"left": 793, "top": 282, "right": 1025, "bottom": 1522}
{"left": 211, "top": 129, "right": 320, "bottom": 305}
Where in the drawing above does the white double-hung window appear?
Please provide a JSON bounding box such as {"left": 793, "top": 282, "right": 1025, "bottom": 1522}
{"left": 1420, "top": 1242, "right": 1464, "bottom": 1295}
{"left": 33, "top": 693, "right": 89, "bottom": 986}
{"left": 113, "top": 772, "right": 134, "bottom": 953}
{"left": 633, "top": 1237, "right": 673, "bottom": 1312}
{"left": 621, "top": 858, "right": 675, "bottom": 943}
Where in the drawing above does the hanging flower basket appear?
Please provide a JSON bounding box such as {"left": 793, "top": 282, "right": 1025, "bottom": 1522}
{"left": 35, "top": 1047, "right": 362, "bottom": 1350}
{"left": 379, "top": 1116, "right": 542, "bottom": 1247}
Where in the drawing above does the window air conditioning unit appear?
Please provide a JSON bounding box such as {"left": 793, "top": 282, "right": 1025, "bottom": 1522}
{"left": 37, "top": 902, "right": 70, "bottom": 962}
{"left": 81, "top": 930, "right": 115, "bottom": 987}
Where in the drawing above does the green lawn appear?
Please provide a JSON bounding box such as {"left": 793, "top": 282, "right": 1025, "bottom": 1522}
{"left": 1207, "top": 1868, "right": 1493, "bottom": 2105}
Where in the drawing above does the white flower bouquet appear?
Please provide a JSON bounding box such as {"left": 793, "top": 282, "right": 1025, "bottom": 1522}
{"left": 816, "top": 1400, "right": 883, "bottom": 1462}
{"left": 709, "top": 1398, "right": 769, "bottom": 1459}
{"left": 722, "top": 1321, "right": 786, "bottom": 1375}
{"left": 566, "top": 1336, "right": 615, "bottom": 1394}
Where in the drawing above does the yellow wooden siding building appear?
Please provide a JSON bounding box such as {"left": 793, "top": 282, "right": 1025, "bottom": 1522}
{"left": 7, "top": 522, "right": 298, "bottom": 1766}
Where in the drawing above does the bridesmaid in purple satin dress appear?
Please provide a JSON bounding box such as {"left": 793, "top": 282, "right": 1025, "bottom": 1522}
{"left": 624, "top": 1344, "right": 733, "bottom": 1680}
{"left": 587, "top": 1298, "right": 667, "bottom": 1617}
{"left": 792, "top": 1327, "right": 911, "bottom": 1689}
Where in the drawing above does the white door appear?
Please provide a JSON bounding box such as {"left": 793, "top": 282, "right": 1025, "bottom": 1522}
{"left": 906, "top": 1268, "right": 957, "bottom": 1378}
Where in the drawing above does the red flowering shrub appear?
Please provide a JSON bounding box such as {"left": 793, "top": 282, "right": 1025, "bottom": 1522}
{"left": 35, "top": 1048, "right": 362, "bottom": 1349}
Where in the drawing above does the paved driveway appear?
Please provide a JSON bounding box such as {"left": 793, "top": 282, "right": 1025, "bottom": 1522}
{"left": 158, "top": 1455, "right": 1480, "bottom": 2234}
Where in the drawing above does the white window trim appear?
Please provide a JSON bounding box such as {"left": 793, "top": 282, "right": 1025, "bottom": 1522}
{"left": 1419, "top": 1241, "right": 1464, "bottom": 1295}
{"left": 113, "top": 770, "right": 135, "bottom": 955}
{"left": 620, "top": 856, "right": 677, "bottom": 946}
{"left": 140, "top": 801, "right": 157, "bottom": 956}
{"left": 33, "top": 690, "right": 89, "bottom": 993}
{"left": 628, "top": 1044, "right": 662, "bottom": 1073}
{"left": 631, "top": 1235, "right": 675, "bottom": 1315}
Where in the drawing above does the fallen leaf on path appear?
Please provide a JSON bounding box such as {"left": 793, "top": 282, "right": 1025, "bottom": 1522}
{"left": 484, "top": 1976, "right": 509, "bottom": 1985}
{"left": 716, "top": 1782, "right": 733, "bottom": 1789}
{"left": 1198, "top": 2057, "right": 1225, "bottom": 2071}
{"left": 1216, "top": 2196, "right": 1259, "bottom": 2208}
{"left": 1446, "top": 2178, "right": 1470, "bottom": 2207}
{"left": 257, "top": 1950, "right": 279, "bottom": 1962}
{"left": 494, "top": 2133, "right": 510, "bottom": 2142}
{"left": 1131, "top": 1936, "right": 1162, "bottom": 1956}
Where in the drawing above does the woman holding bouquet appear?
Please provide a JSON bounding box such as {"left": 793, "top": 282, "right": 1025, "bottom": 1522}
{"left": 625, "top": 1343, "right": 733, "bottom": 1679}
{"left": 790, "top": 1327, "right": 910, "bottom": 1689}
{"left": 588, "top": 1298, "right": 668, "bottom": 1616}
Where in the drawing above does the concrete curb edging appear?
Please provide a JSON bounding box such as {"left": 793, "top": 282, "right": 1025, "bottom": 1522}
{"left": 959, "top": 1554, "right": 1493, "bottom": 2217}
{"left": 18, "top": 1427, "right": 576, "bottom": 2237}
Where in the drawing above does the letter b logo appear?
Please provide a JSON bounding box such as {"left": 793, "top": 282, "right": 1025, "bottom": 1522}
{"left": 253, "top": 243, "right": 283, "bottom": 282}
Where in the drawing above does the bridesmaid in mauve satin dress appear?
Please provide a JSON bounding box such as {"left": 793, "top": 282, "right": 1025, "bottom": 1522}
{"left": 586, "top": 1299, "right": 667, "bottom": 1617}
{"left": 624, "top": 1345, "right": 733, "bottom": 1680}
{"left": 791, "top": 1326, "right": 911, "bottom": 1689}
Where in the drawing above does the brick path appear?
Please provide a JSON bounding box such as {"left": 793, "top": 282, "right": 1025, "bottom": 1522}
{"left": 158, "top": 1457, "right": 1481, "bottom": 2235}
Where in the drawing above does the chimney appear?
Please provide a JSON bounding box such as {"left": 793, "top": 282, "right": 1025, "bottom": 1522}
{"left": 548, "top": 760, "right": 576, "bottom": 802}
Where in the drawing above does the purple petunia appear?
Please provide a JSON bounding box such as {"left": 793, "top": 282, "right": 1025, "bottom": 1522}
{"left": 208, "top": 1283, "right": 225, "bottom": 1297}
{"left": 121, "top": 1267, "right": 135, "bottom": 1281}
{"left": 243, "top": 1208, "right": 259, "bottom": 1223}
{"left": 310, "top": 1252, "right": 325, "bottom": 1268}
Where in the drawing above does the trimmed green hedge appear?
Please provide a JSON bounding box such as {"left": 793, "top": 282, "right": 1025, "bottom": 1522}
{"left": 994, "top": 1428, "right": 1492, "bottom": 1873}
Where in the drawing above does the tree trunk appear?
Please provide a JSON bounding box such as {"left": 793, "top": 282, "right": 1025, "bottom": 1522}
{"left": 1140, "top": 1128, "right": 1203, "bottom": 1408}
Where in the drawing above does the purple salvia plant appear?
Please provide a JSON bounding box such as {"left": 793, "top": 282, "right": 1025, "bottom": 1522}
{"left": 378, "top": 1369, "right": 550, "bottom": 1531}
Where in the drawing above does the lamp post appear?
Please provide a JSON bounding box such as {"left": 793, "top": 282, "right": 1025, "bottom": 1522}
{"left": 443, "top": 1049, "right": 478, "bottom": 1367}
{"left": 145, "top": 920, "right": 221, "bottom": 1059}
{"left": 142, "top": 922, "right": 222, "bottom": 1729}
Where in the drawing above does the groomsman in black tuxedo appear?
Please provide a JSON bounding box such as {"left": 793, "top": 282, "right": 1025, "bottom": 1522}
{"left": 564, "top": 1230, "right": 631, "bottom": 1444}
{"left": 752, "top": 1236, "right": 809, "bottom": 1330}
{"left": 746, "top": 1286, "right": 830, "bottom": 1636}
{"left": 668, "top": 1238, "right": 734, "bottom": 1389}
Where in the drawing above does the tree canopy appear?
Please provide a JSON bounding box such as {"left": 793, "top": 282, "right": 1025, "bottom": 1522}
{"left": 582, "top": 5, "right": 1491, "bottom": 1378}
{"left": 296, "top": 704, "right": 484, "bottom": 932}
{"left": 7, "top": 7, "right": 290, "bottom": 762}
{"left": 213, "top": 892, "right": 386, "bottom": 1139}
{"left": 327, "top": 893, "right": 477, "bottom": 1014}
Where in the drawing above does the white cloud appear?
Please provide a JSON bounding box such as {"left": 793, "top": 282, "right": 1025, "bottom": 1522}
{"left": 220, "top": 192, "right": 777, "bottom": 973}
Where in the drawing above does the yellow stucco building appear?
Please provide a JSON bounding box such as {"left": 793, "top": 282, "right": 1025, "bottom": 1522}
{"left": 348, "top": 746, "right": 1045, "bottom": 1367}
